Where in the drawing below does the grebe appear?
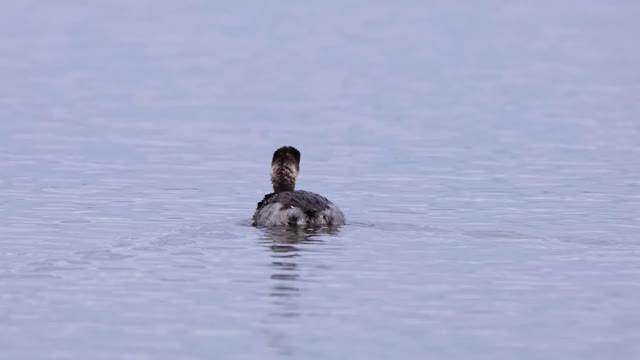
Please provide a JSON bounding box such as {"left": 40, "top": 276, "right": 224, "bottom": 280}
{"left": 253, "top": 146, "right": 346, "bottom": 227}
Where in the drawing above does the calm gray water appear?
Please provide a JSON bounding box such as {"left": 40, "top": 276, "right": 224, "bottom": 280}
{"left": 1, "top": 1, "right": 639, "bottom": 359}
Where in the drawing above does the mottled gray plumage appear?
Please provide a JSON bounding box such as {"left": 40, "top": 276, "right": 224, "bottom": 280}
{"left": 253, "top": 146, "right": 346, "bottom": 227}
{"left": 253, "top": 190, "right": 345, "bottom": 226}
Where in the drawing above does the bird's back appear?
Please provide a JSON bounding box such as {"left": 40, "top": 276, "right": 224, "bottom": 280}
{"left": 253, "top": 190, "right": 345, "bottom": 226}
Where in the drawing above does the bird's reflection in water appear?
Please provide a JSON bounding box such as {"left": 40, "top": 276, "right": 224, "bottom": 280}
{"left": 258, "top": 226, "right": 341, "bottom": 356}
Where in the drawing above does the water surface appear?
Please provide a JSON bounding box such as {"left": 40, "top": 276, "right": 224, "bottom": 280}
{"left": 1, "top": 1, "right": 639, "bottom": 359}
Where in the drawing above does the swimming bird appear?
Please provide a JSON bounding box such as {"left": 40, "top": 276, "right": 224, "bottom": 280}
{"left": 253, "top": 146, "right": 346, "bottom": 227}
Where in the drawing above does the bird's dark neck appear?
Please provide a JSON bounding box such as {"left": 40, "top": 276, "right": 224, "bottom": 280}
{"left": 270, "top": 163, "right": 297, "bottom": 193}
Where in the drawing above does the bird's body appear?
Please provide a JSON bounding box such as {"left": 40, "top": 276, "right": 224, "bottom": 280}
{"left": 253, "top": 190, "right": 345, "bottom": 226}
{"left": 252, "top": 146, "right": 345, "bottom": 227}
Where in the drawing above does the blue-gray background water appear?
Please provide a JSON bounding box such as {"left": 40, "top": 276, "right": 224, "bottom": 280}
{"left": 1, "top": 1, "right": 639, "bottom": 359}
